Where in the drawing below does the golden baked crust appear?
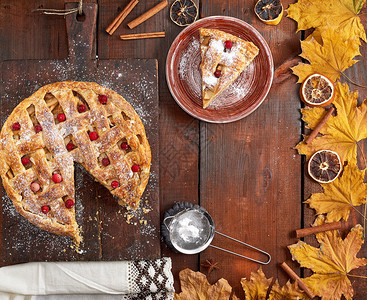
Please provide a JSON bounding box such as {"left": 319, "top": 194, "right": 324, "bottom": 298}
{"left": 200, "top": 28, "right": 259, "bottom": 108}
{"left": 0, "top": 81, "right": 151, "bottom": 244}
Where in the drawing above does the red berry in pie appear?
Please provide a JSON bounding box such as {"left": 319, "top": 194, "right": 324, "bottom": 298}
{"left": 57, "top": 113, "right": 66, "bottom": 122}
{"left": 66, "top": 142, "right": 75, "bottom": 151}
{"left": 120, "top": 142, "right": 129, "bottom": 150}
{"left": 41, "top": 206, "right": 49, "bottom": 214}
{"left": 98, "top": 95, "right": 108, "bottom": 104}
{"left": 102, "top": 158, "right": 110, "bottom": 166}
{"left": 89, "top": 131, "right": 98, "bottom": 141}
{"left": 65, "top": 199, "right": 75, "bottom": 209}
{"left": 131, "top": 164, "right": 140, "bottom": 172}
{"left": 224, "top": 40, "right": 233, "bottom": 49}
{"left": 34, "top": 124, "right": 42, "bottom": 133}
{"left": 77, "top": 104, "right": 86, "bottom": 113}
{"left": 21, "top": 157, "right": 30, "bottom": 166}
{"left": 52, "top": 173, "right": 62, "bottom": 183}
{"left": 31, "top": 182, "right": 40, "bottom": 193}
{"left": 214, "top": 70, "right": 221, "bottom": 78}
{"left": 12, "top": 122, "right": 20, "bottom": 131}
{"left": 111, "top": 180, "right": 119, "bottom": 189}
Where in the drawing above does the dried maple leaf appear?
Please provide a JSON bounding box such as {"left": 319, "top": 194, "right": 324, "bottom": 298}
{"left": 289, "top": 215, "right": 367, "bottom": 300}
{"left": 287, "top": 0, "right": 367, "bottom": 42}
{"left": 270, "top": 280, "right": 308, "bottom": 300}
{"left": 174, "top": 268, "right": 232, "bottom": 300}
{"left": 296, "top": 82, "right": 367, "bottom": 164}
{"left": 240, "top": 267, "right": 272, "bottom": 299}
{"left": 240, "top": 268, "right": 307, "bottom": 300}
{"left": 305, "top": 163, "right": 367, "bottom": 222}
{"left": 291, "top": 28, "right": 360, "bottom": 83}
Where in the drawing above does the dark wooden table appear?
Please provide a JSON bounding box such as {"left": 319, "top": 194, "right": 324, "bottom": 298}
{"left": 0, "top": 0, "right": 366, "bottom": 298}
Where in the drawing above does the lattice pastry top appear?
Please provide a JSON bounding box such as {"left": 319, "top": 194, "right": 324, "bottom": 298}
{"left": 0, "top": 81, "right": 151, "bottom": 244}
{"left": 200, "top": 28, "right": 259, "bottom": 108}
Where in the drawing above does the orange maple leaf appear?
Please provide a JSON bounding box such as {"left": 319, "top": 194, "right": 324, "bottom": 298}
{"left": 287, "top": 0, "right": 366, "bottom": 42}
{"left": 240, "top": 267, "right": 307, "bottom": 299}
{"left": 289, "top": 216, "right": 367, "bottom": 300}
{"left": 296, "top": 82, "right": 367, "bottom": 164}
{"left": 305, "top": 163, "right": 367, "bottom": 222}
{"left": 291, "top": 28, "right": 360, "bottom": 83}
{"left": 174, "top": 268, "right": 232, "bottom": 300}
{"left": 240, "top": 267, "right": 272, "bottom": 299}
{"left": 270, "top": 280, "right": 308, "bottom": 300}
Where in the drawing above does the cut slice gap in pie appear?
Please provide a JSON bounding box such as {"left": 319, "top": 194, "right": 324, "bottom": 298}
{"left": 200, "top": 28, "right": 259, "bottom": 108}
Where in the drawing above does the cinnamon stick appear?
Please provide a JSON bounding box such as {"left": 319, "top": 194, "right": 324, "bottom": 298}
{"left": 120, "top": 31, "right": 165, "bottom": 40}
{"left": 273, "top": 57, "right": 301, "bottom": 84}
{"left": 127, "top": 0, "right": 168, "bottom": 29}
{"left": 106, "top": 0, "right": 139, "bottom": 35}
{"left": 296, "top": 221, "right": 342, "bottom": 238}
{"left": 305, "top": 106, "right": 334, "bottom": 144}
{"left": 280, "top": 262, "right": 315, "bottom": 299}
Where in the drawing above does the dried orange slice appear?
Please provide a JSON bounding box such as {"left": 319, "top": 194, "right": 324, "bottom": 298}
{"left": 170, "top": 0, "right": 198, "bottom": 27}
{"left": 300, "top": 73, "right": 335, "bottom": 107}
{"left": 254, "top": 0, "right": 283, "bottom": 25}
{"left": 308, "top": 150, "right": 342, "bottom": 184}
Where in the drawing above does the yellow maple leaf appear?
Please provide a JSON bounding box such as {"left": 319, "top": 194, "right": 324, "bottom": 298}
{"left": 240, "top": 267, "right": 307, "bottom": 300}
{"left": 270, "top": 280, "right": 308, "bottom": 300}
{"left": 289, "top": 216, "right": 367, "bottom": 300}
{"left": 305, "top": 163, "right": 367, "bottom": 221}
{"left": 240, "top": 267, "right": 272, "bottom": 299}
{"left": 174, "top": 268, "right": 232, "bottom": 300}
{"left": 287, "top": 0, "right": 367, "bottom": 42}
{"left": 296, "top": 82, "right": 367, "bottom": 164}
{"left": 291, "top": 28, "right": 360, "bottom": 82}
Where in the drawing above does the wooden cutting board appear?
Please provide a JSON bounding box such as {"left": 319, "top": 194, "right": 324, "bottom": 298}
{"left": 0, "top": 3, "right": 160, "bottom": 265}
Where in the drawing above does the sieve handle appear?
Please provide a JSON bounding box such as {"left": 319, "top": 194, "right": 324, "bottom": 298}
{"left": 209, "top": 231, "right": 271, "bottom": 265}
{"left": 163, "top": 215, "right": 175, "bottom": 232}
{"left": 163, "top": 208, "right": 193, "bottom": 232}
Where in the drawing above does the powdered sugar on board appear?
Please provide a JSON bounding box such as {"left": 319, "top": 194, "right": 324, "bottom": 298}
{"left": 177, "top": 37, "right": 255, "bottom": 110}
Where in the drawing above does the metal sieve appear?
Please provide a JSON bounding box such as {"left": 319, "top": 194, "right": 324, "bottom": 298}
{"left": 162, "top": 202, "right": 271, "bottom": 265}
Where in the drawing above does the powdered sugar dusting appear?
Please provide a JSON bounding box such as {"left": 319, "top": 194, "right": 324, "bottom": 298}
{"left": 2, "top": 192, "right": 72, "bottom": 257}
{"left": 179, "top": 38, "right": 200, "bottom": 82}
{"left": 209, "top": 38, "right": 225, "bottom": 52}
{"left": 221, "top": 44, "right": 240, "bottom": 65}
{"left": 203, "top": 74, "right": 218, "bottom": 87}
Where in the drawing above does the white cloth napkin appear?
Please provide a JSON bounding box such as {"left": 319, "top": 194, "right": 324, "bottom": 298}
{"left": 0, "top": 258, "right": 174, "bottom": 300}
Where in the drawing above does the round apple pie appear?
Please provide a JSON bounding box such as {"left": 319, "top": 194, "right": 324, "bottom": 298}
{"left": 0, "top": 81, "right": 151, "bottom": 244}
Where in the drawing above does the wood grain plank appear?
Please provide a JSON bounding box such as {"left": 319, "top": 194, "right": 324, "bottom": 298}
{"left": 156, "top": 0, "right": 201, "bottom": 286}
{"left": 199, "top": 0, "right": 302, "bottom": 297}
{"left": 0, "top": 1, "right": 68, "bottom": 61}
{"left": 98, "top": 0, "right": 201, "bottom": 287}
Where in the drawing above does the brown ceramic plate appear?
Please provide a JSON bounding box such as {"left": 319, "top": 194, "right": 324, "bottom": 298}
{"left": 166, "top": 16, "right": 273, "bottom": 123}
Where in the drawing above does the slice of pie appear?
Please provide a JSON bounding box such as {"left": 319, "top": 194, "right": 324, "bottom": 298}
{"left": 199, "top": 28, "right": 259, "bottom": 108}
{"left": 0, "top": 82, "right": 151, "bottom": 245}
